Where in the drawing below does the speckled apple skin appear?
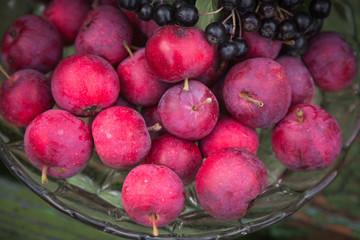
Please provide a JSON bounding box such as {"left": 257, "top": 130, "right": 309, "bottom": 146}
{"left": 223, "top": 58, "right": 292, "bottom": 129}
{"left": 75, "top": 5, "right": 132, "bottom": 66}
{"left": 243, "top": 31, "right": 282, "bottom": 59}
{"left": 272, "top": 104, "right": 343, "bottom": 171}
{"left": 145, "top": 25, "right": 214, "bottom": 83}
{"left": 158, "top": 80, "right": 219, "bottom": 140}
{"left": 302, "top": 31, "right": 358, "bottom": 92}
{"left": 276, "top": 56, "right": 315, "bottom": 106}
{"left": 0, "top": 69, "right": 54, "bottom": 127}
{"left": 117, "top": 48, "right": 171, "bottom": 106}
{"left": 1, "top": 14, "right": 63, "bottom": 73}
{"left": 122, "top": 164, "right": 186, "bottom": 227}
{"left": 195, "top": 147, "right": 268, "bottom": 221}
{"left": 144, "top": 134, "right": 202, "bottom": 185}
{"left": 92, "top": 106, "right": 151, "bottom": 170}
{"left": 24, "top": 109, "right": 93, "bottom": 179}
{"left": 51, "top": 54, "right": 120, "bottom": 117}
{"left": 199, "top": 116, "right": 259, "bottom": 158}
{"left": 43, "top": 0, "right": 91, "bottom": 45}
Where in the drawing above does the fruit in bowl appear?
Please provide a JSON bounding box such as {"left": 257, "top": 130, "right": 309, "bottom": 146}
{"left": 0, "top": 0, "right": 359, "bottom": 238}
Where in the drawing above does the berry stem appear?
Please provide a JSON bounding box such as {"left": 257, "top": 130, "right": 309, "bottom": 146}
{"left": 0, "top": 65, "right": 13, "bottom": 82}
{"left": 147, "top": 122, "right": 162, "bottom": 132}
{"left": 150, "top": 213, "right": 159, "bottom": 237}
{"left": 295, "top": 108, "right": 304, "bottom": 123}
{"left": 230, "top": 10, "right": 236, "bottom": 40}
{"left": 122, "top": 41, "right": 134, "bottom": 58}
{"left": 222, "top": 13, "right": 233, "bottom": 25}
{"left": 276, "top": 6, "right": 285, "bottom": 21}
{"left": 183, "top": 77, "right": 189, "bottom": 92}
{"left": 42, "top": 166, "right": 48, "bottom": 184}
{"left": 235, "top": 9, "right": 242, "bottom": 38}
{"left": 279, "top": 7, "right": 294, "bottom": 18}
{"left": 239, "top": 92, "right": 264, "bottom": 107}
{"left": 200, "top": 6, "right": 224, "bottom": 16}
{"left": 192, "top": 98, "right": 212, "bottom": 111}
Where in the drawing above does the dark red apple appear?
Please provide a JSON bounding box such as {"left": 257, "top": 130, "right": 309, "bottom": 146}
{"left": 75, "top": 5, "right": 132, "bottom": 66}
{"left": 145, "top": 134, "right": 202, "bottom": 185}
{"left": 92, "top": 106, "right": 151, "bottom": 170}
{"left": 158, "top": 80, "right": 219, "bottom": 140}
{"left": 302, "top": 31, "right": 358, "bottom": 92}
{"left": 122, "top": 164, "right": 185, "bottom": 236}
{"left": 223, "top": 58, "right": 292, "bottom": 129}
{"left": 24, "top": 109, "right": 93, "bottom": 183}
{"left": 117, "top": 48, "right": 171, "bottom": 106}
{"left": 145, "top": 25, "right": 214, "bottom": 83}
{"left": 272, "top": 104, "right": 343, "bottom": 171}
{"left": 1, "top": 14, "right": 63, "bottom": 73}
{"left": 0, "top": 68, "right": 54, "bottom": 127}
{"left": 195, "top": 147, "right": 268, "bottom": 221}
{"left": 43, "top": 0, "right": 91, "bottom": 45}
{"left": 51, "top": 54, "right": 120, "bottom": 117}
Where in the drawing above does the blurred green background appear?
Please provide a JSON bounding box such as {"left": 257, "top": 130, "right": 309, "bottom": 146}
{"left": 0, "top": 0, "right": 359, "bottom": 239}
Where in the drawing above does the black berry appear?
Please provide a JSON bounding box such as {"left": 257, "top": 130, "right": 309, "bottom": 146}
{"left": 305, "top": 18, "right": 324, "bottom": 36}
{"left": 233, "top": 38, "right": 248, "bottom": 58}
{"left": 309, "top": 0, "right": 331, "bottom": 19}
{"left": 281, "top": 35, "right": 308, "bottom": 56}
{"left": 242, "top": 12, "right": 260, "bottom": 32}
{"left": 137, "top": 3, "right": 154, "bottom": 21}
{"left": 173, "top": 0, "right": 188, "bottom": 9}
{"left": 237, "top": 0, "right": 257, "bottom": 15}
{"left": 175, "top": 3, "right": 199, "bottom": 27}
{"left": 259, "top": 1, "right": 276, "bottom": 18}
{"left": 293, "top": 12, "right": 313, "bottom": 33}
{"left": 259, "top": 18, "right": 278, "bottom": 38}
{"left": 277, "top": 19, "right": 297, "bottom": 41}
{"left": 205, "top": 22, "right": 226, "bottom": 45}
{"left": 221, "top": 0, "right": 240, "bottom": 11}
{"left": 218, "top": 40, "right": 238, "bottom": 61}
{"left": 118, "top": 0, "right": 140, "bottom": 11}
{"left": 153, "top": 3, "right": 176, "bottom": 26}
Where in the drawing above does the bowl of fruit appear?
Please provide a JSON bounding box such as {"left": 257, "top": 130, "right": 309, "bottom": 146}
{"left": 0, "top": 0, "right": 359, "bottom": 239}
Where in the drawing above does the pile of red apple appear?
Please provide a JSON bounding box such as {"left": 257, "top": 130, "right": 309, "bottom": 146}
{"left": 0, "top": 0, "right": 358, "bottom": 236}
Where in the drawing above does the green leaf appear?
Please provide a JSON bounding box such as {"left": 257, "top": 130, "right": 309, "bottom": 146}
{"left": 195, "top": 0, "right": 221, "bottom": 31}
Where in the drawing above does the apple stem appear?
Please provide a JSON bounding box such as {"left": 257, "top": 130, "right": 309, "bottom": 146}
{"left": 42, "top": 166, "right": 48, "bottom": 184}
{"left": 150, "top": 213, "right": 159, "bottom": 237}
{"left": 130, "top": 45, "right": 141, "bottom": 51}
{"left": 200, "top": 6, "right": 223, "bottom": 16}
{"left": 295, "top": 108, "right": 304, "bottom": 123}
{"left": 147, "top": 122, "right": 162, "bottom": 132}
{"left": 239, "top": 92, "right": 264, "bottom": 107}
{"left": 192, "top": 98, "right": 212, "bottom": 111}
{"left": 183, "top": 77, "right": 189, "bottom": 92}
{"left": 123, "top": 41, "right": 134, "bottom": 58}
{"left": 0, "top": 65, "right": 13, "bottom": 82}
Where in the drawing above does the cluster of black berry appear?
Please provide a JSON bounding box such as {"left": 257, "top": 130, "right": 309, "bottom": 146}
{"left": 205, "top": 0, "right": 332, "bottom": 61}
{"left": 118, "top": 0, "right": 332, "bottom": 61}
{"left": 118, "top": 0, "right": 199, "bottom": 27}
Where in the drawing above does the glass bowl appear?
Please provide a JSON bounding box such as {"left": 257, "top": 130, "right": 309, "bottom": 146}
{"left": 0, "top": 0, "right": 359, "bottom": 239}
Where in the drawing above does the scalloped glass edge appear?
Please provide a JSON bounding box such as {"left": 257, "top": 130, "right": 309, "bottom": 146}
{"left": 0, "top": 0, "right": 359, "bottom": 239}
